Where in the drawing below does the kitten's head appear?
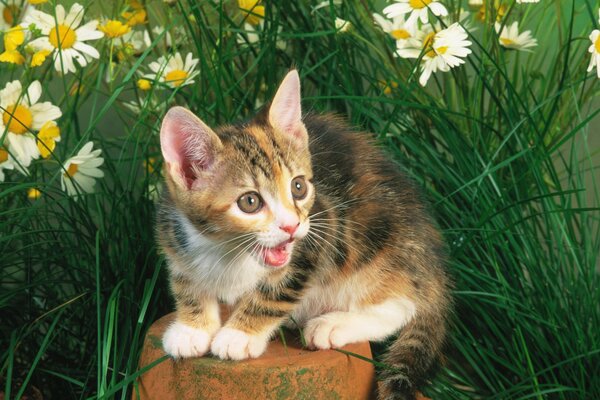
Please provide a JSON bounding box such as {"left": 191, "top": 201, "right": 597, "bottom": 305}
{"left": 160, "top": 70, "right": 314, "bottom": 268}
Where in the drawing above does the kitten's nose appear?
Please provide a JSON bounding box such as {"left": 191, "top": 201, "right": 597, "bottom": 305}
{"left": 280, "top": 223, "right": 299, "bottom": 236}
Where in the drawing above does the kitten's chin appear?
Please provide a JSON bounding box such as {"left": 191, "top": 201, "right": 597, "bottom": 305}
{"left": 257, "top": 240, "right": 294, "bottom": 268}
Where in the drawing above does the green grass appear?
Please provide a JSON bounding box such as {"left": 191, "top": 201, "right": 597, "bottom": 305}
{"left": 1, "top": 0, "right": 599, "bottom": 398}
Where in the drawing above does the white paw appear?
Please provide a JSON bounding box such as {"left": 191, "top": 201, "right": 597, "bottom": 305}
{"left": 163, "top": 321, "right": 212, "bottom": 358}
{"left": 304, "top": 315, "right": 355, "bottom": 350}
{"left": 210, "top": 327, "right": 268, "bottom": 360}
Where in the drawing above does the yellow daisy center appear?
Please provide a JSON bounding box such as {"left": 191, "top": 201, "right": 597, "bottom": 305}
{"left": 391, "top": 29, "right": 411, "bottom": 40}
{"left": 595, "top": 36, "right": 600, "bottom": 54}
{"left": 500, "top": 37, "right": 515, "bottom": 46}
{"left": 49, "top": 24, "right": 77, "bottom": 49}
{"left": 65, "top": 163, "right": 79, "bottom": 177}
{"left": 3, "top": 104, "right": 33, "bottom": 135}
{"left": 0, "top": 148, "right": 8, "bottom": 163}
{"left": 409, "top": 0, "right": 432, "bottom": 9}
{"left": 423, "top": 32, "right": 437, "bottom": 57}
{"left": 2, "top": 5, "right": 18, "bottom": 26}
{"left": 165, "top": 70, "right": 188, "bottom": 87}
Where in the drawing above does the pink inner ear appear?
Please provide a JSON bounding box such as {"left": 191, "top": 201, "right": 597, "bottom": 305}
{"left": 160, "top": 107, "right": 217, "bottom": 189}
{"left": 269, "top": 70, "right": 307, "bottom": 144}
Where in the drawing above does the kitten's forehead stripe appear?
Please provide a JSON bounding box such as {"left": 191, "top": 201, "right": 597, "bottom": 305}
{"left": 228, "top": 131, "right": 273, "bottom": 179}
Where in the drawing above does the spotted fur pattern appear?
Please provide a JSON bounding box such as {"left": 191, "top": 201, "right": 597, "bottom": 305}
{"left": 156, "top": 71, "right": 450, "bottom": 399}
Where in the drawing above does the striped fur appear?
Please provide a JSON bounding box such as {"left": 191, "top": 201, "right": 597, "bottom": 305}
{"left": 157, "top": 71, "right": 451, "bottom": 399}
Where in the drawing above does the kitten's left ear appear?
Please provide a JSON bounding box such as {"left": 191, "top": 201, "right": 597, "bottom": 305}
{"left": 268, "top": 70, "right": 308, "bottom": 148}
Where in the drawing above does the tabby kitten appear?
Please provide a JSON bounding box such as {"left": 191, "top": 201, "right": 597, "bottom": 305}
{"left": 156, "top": 70, "right": 450, "bottom": 400}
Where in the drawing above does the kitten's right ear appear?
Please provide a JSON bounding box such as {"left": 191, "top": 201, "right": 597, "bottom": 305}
{"left": 160, "top": 106, "right": 222, "bottom": 190}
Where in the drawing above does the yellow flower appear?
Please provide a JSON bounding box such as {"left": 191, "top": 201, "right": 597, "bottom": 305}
{"left": 30, "top": 49, "right": 51, "bottom": 67}
{"left": 36, "top": 121, "right": 61, "bottom": 158}
{"left": 99, "top": 20, "right": 131, "bottom": 38}
{"left": 0, "top": 49, "right": 25, "bottom": 64}
{"left": 27, "top": 188, "right": 42, "bottom": 199}
{"left": 379, "top": 80, "right": 398, "bottom": 95}
{"left": 4, "top": 26, "right": 26, "bottom": 51}
{"left": 122, "top": 9, "right": 147, "bottom": 27}
{"left": 144, "top": 157, "right": 157, "bottom": 174}
{"left": 477, "top": 2, "right": 506, "bottom": 22}
{"left": 238, "top": 0, "right": 264, "bottom": 25}
{"left": 27, "top": 0, "right": 49, "bottom": 4}
{"left": 137, "top": 78, "right": 151, "bottom": 90}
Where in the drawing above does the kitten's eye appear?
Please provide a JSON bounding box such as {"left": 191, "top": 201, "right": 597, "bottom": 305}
{"left": 237, "top": 192, "right": 263, "bottom": 213}
{"left": 291, "top": 176, "right": 308, "bottom": 200}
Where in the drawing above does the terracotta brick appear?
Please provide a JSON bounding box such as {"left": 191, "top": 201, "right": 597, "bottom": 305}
{"left": 135, "top": 307, "right": 376, "bottom": 400}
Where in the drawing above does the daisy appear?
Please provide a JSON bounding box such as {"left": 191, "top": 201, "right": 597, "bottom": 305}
{"left": 383, "top": 0, "right": 448, "bottom": 28}
{"left": 411, "top": 23, "right": 472, "bottom": 86}
{"left": 0, "top": 147, "right": 15, "bottom": 182}
{"left": 61, "top": 141, "right": 104, "bottom": 196}
{"left": 587, "top": 28, "right": 600, "bottom": 78}
{"left": 395, "top": 23, "right": 435, "bottom": 59}
{"left": 373, "top": 13, "right": 417, "bottom": 48}
{"left": 495, "top": 22, "right": 537, "bottom": 51}
{"left": 143, "top": 26, "right": 173, "bottom": 50}
{"left": 0, "top": 0, "right": 32, "bottom": 30}
{"left": 516, "top": 0, "right": 539, "bottom": 3}
{"left": 24, "top": 3, "right": 104, "bottom": 74}
{"left": 146, "top": 52, "right": 199, "bottom": 88}
{"left": 335, "top": 17, "right": 351, "bottom": 33}
{"left": 237, "top": 22, "right": 286, "bottom": 50}
{"left": 1, "top": 80, "right": 62, "bottom": 169}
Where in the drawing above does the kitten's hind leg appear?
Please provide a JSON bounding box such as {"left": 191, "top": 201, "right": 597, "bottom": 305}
{"left": 303, "top": 298, "right": 416, "bottom": 350}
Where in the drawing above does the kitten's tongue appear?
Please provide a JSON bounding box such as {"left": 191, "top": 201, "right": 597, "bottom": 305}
{"left": 262, "top": 242, "right": 291, "bottom": 267}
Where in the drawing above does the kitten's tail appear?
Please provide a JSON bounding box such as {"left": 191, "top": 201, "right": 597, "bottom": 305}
{"left": 378, "top": 296, "right": 449, "bottom": 400}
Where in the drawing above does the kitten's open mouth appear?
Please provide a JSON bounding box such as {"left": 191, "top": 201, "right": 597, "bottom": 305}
{"left": 258, "top": 239, "right": 294, "bottom": 268}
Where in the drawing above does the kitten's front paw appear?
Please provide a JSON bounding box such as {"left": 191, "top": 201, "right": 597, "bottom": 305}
{"left": 211, "top": 327, "right": 268, "bottom": 360}
{"left": 163, "top": 321, "right": 212, "bottom": 358}
{"left": 304, "top": 315, "right": 354, "bottom": 350}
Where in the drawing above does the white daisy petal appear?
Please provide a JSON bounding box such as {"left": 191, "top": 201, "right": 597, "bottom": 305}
{"left": 4, "top": 133, "right": 39, "bottom": 168}
{"left": 26, "top": 81, "right": 42, "bottom": 106}
{"left": 55, "top": 5, "right": 66, "bottom": 24}
{"left": 0, "top": 81, "right": 22, "bottom": 107}
{"left": 64, "top": 3, "right": 85, "bottom": 29}
{"left": 79, "top": 167, "right": 104, "bottom": 178}
{"left": 73, "top": 42, "right": 100, "bottom": 59}
{"left": 76, "top": 22, "right": 104, "bottom": 41}
{"left": 30, "top": 103, "right": 62, "bottom": 129}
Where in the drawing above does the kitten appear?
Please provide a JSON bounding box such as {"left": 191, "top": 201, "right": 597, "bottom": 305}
{"left": 156, "top": 70, "right": 451, "bottom": 400}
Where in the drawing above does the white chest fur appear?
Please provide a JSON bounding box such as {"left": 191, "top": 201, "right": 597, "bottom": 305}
{"left": 171, "top": 211, "right": 266, "bottom": 304}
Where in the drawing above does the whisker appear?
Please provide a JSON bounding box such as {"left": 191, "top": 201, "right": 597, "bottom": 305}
{"left": 308, "top": 197, "right": 368, "bottom": 219}
{"left": 309, "top": 225, "right": 364, "bottom": 258}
